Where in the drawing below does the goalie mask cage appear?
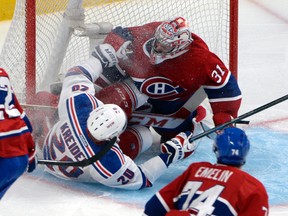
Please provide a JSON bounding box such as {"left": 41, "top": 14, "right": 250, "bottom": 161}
{"left": 0, "top": 0, "right": 238, "bottom": 104}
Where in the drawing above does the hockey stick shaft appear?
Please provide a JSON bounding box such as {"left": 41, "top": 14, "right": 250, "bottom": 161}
{"left": 38, "top": 137, "right": 117, "bottom": 167}
{"left": 189, "top": 94, "right": 288, "bottom": 142}
{"left": 22, "top": 103, "right": 57, "bottom": 111}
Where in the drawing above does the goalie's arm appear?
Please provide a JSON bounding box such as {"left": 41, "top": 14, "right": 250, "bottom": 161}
{"left": 204, "top": 72, "right": 242, "bottom": 126}
{"left": 69, "top": 43, "right": 119, "bottom": 84}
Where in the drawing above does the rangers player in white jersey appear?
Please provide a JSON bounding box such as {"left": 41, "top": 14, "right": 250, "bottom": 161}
{"left": 42, "top": 44, "right": 199, "bottom": 190}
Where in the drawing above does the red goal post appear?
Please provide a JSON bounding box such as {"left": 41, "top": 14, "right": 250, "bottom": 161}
{"left": 0, "top": 0, "right": 238, "bottom": 104}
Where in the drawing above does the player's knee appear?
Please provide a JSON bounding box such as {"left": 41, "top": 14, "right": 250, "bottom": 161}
{"left": 118, "top": 125, "right": 153, "bottom": 160}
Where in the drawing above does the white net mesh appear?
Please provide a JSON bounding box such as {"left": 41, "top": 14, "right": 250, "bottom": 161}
{"left": 0, "top": 0, "right": 28, "bottom": 102}
{"left": 0, "top": 0, "right": 234, "bottom": 103}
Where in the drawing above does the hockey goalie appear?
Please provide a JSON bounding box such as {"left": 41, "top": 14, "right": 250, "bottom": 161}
{"left": 91, "top": 16, "right": 242, "bottom": 157}
{"left": 31, "top": 16, "right": 241, "bottom": 166}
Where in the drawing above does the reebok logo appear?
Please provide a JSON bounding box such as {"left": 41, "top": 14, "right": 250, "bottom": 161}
{"left": 105, "top": 48, "right": 117, "bottom": 63}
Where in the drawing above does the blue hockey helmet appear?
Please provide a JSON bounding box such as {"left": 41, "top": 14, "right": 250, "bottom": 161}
{"left": 213, "top": 127, "right": 250, "bottom": 166}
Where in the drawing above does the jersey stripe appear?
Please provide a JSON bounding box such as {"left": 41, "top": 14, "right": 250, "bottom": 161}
{"left": 0, "top": 126, "right": 29, "bottom": 139}
{"left": 65, "top": 96, "right": 109, "bottom": 178}
{"left": 209, "top": 95, "right": 242, "bottom": 103}
{"left": 68, "top": 97, "right": 82, "bottom": 135}
{"left": 95, "top": 160, "right": 113, "bottom": 177}
{"left": 65, "top": 94, "right": 124, "bottom": 179}
{"left": 111, "top": 146, "right": 125, "bottom": 165}
{"left": 86, "top": 93, "right": 99, "bottom": 109}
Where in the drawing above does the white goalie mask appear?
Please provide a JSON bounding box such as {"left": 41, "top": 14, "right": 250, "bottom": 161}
{"left": 150, "top": 17, "right": 193, "bottom": 65}
{"left": 87, "top": 104, "right": 127, "bottom": 141}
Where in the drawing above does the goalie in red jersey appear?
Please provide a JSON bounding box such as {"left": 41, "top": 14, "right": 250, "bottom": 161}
{"left": 143, "top": 127, "right": 269, "bottom": 216}
{"left": 34, "top": 17, "right": 242, "bottom": 166}
{"left": 91, "top": 16, "right": 242, "bottom": 158}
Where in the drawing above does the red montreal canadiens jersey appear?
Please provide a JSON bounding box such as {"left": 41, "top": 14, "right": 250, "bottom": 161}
{"left": 0, "top": 68, "right": 35, "bottom": 157}
{"left": 104, "top": 22, "right": 242, "bottom": 122}
{"left": 147, "top": 162, "right": 269, "bottom": 216}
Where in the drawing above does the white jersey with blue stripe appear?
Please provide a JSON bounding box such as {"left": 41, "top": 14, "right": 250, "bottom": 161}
{"left": 43, "top": 61, "right": 148, "bottom": 190}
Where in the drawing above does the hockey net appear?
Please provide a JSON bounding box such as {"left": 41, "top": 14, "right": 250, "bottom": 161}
{"left": 0, "top": 0, "right": 238, "bottom": 104}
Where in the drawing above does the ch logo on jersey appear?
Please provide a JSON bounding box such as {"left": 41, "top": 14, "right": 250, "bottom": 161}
{"left": 139, "top": 76, "right": 185, "bottom": 100}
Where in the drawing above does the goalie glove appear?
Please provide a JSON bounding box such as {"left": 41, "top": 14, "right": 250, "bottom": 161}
{"left": 160, "top": 131, "right": 196, "bottom": 166}
{"left": 116, "top": 41, "right": 133, "bottom": 60}
{"left": 92, "top": 43, "right": 118, "bottom": 68}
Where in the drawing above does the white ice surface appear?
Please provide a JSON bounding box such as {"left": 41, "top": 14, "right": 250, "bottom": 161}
{"left": 0, "top": 0, "right": 288, "bottom": 215}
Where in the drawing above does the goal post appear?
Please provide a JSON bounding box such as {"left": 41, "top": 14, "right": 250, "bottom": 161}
{"left": 230, "top": 1, "right": 239, "bottom": 79}
{"left": 0, "top": 0, "right": 239, "bottom": 104}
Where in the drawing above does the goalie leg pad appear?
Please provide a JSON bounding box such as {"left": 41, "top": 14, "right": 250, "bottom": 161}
{"left": 95, "top": 78, "right": 148, "bottom": 118}
{"left": 95, "top": 82, "right": 134, "bottom": 117}
{"left": 118, "top": 125, "right": 153, "bottom": 160}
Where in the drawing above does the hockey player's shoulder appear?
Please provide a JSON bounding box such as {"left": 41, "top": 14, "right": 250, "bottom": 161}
{"left": 243, "top": 170, "right": 268, "bottom": 191}
{"left": 0, "top": 68, "right": 9, "bottom": 77}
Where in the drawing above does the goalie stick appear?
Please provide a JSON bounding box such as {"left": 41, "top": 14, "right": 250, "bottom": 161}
{"left": 189, "top": 93, "right": 288, "bottom": 143}
{"left": 37, "top": 137, "right": 117, "bottom": 167}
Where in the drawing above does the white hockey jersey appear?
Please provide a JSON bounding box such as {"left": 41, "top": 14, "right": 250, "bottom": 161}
{"left": 42, "top": 60, "right": 155, "bottom": 190}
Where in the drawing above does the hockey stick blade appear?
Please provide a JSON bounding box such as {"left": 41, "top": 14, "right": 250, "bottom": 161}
{"left": 189, "top": 94, "right": 288, "bottom": 143}
{"left": 38, "top": 137, "right": 117, "bottom": 167}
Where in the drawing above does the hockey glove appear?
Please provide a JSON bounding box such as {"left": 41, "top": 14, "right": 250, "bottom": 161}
{"left": 92, "top": 43, "right": 118, "bottom": 68}
{"left": 192, "top": 105, "right": 216, "bottom": 140}
{"left": 116, "top": 41, "right": 133, "bottom": 60}
{"left": 27, "top": 148, "right": 37, "bottom": 173}
{"left": 160, "top": 131, "right": 196, "bottom": 165}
